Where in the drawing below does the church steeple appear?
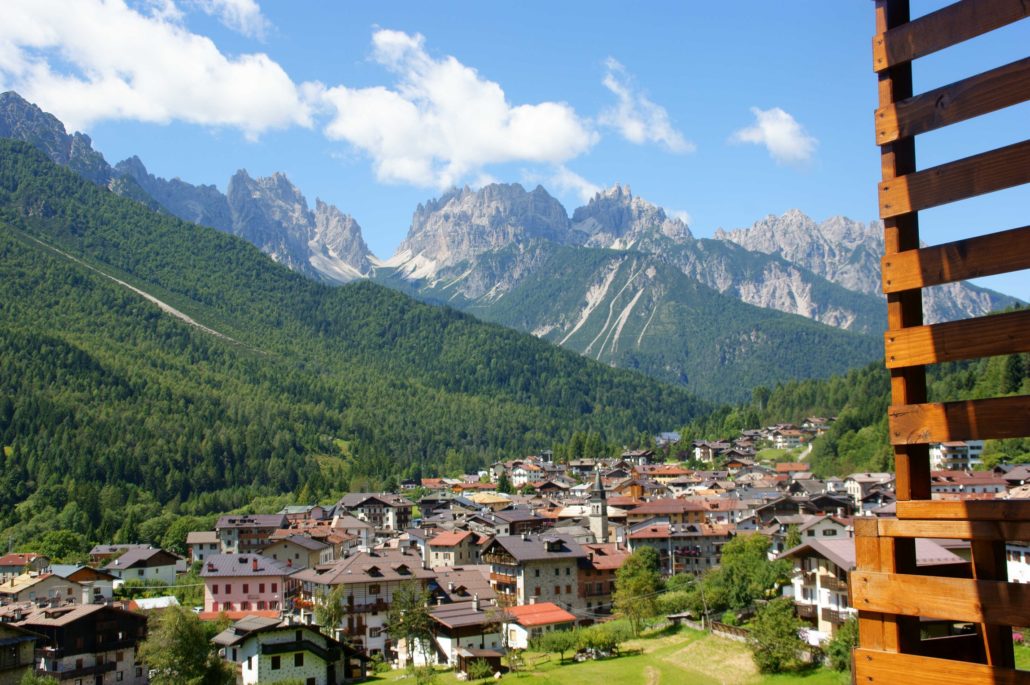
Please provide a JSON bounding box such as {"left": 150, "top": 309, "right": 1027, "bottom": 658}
{"left": 589, "top": 467, "right": 609, "bottom": 543}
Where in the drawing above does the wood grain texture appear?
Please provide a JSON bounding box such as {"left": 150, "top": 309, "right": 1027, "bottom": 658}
{"left": 851, "top": 571, "right": 1030, "bottom": 625}
{"left": 872, "top": 0, "right": 1030, "bottom": 71}
{"left": 888, "top": 395, "right": 1030, "bottom": 444}
{"left": 854, "top": 648, "right": 1030, "bottom": 684}
{"left": 884, "top": 309, "right": 1030, "bottom": 368}
{"left": 881, "top": 225, "right": 1030, "bottom": 292}
{"left": 879, "top": 140, "right": 1030, "bottom": 219}
{"left": 897, "top": 499, "right": 1030, "bottom": 521}
{"left": 878, "top": 518, "right": 1030, "bottom": 541}
{"left": 876, "top": 56, "right": 1030, "bottom": 144}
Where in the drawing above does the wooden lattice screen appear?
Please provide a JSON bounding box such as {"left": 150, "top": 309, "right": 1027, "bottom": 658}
{"left": 853, "top": 0, "right": 1030, "bottom": 683}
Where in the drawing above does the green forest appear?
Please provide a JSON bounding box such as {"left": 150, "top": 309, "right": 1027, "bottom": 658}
{"left": 0, "top": 139, "right": 708, "bottom": 546}
{"left": 680, "top": 347, "right": 1030, "bottom": 476}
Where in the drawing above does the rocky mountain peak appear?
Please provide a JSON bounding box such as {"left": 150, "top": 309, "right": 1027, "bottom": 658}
{"left": 313, "top": 199, "right": 373, "bottom": 277}
{"left": 396, "top": 182, "right": 572, "bottom": 270}
{"left": 571, "top": 183, "right": 692, "bottom": 249}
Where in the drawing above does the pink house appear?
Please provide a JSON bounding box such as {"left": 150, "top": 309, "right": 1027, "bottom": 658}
{"left": 199, "top": 553, "right": 297, "bottom": 621}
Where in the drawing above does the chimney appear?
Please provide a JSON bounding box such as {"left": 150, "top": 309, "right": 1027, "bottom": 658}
{"left": 472, "top": 593, "right": 480, "bottom": 611}
{"left": 287, "top": 559, "right": 292, "bottom": 568}
{"left": 252, "top": 558, "right": 258, "bottom": 572}
{"left": 529, "top": 596, "right": 536, "bottom": 605}
{"left": 448, "top": 582, "right": 455, "bottom": 592}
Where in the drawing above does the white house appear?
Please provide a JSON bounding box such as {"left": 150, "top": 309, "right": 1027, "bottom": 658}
{"left": 103, "top": 547, "right": 181, "bottom": 586}
{"left": 1007, "top": 541, "right": 1030, "bottom": 584}
{"left": 213, "top": 616, "right": 348, "bottom": 685}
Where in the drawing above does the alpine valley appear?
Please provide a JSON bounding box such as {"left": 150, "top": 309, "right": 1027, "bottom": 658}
{"left": 0, "top": 92, "right": 1020, "bottom": 404}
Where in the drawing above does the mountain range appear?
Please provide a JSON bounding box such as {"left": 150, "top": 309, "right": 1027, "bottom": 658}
{"left": 0, "top": 90, "right": 1020, "bottom": 402}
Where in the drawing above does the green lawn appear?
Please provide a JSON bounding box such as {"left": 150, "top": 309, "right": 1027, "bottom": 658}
{"left": 1016, "top": 643, "right": 1029, "bottom": 671}
{"left": 369, "top": 625, "right": 850, "bottom": 685}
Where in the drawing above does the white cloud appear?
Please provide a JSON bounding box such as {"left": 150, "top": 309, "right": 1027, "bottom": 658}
{"left": 599, "top": 58, "right": 694, "bottom": 154}
{"left": 548, "top": 165, "right": 601, "bottom": 204}
{"left": 671, "top": 209, "right": 692, "bottom": 226}
{"left": 0, "top": 0, "right": 310, "bottom": 138}
{"left": 731, "top": 106, "right": 817, "bottom": 166}
{"left": 320, "top": 30, "right": 598, "bottom": 189}
{"left": 189, "top": 0, "right": 270, "bottom": 39}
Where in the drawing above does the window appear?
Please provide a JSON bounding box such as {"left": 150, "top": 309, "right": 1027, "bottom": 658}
{"left": 271, "top": 655, "right": 281, "bottom": 669}
{"left": 116, "top": 651, "right": 124, "bottom": 662}
{"left": 271, "top": 583, "right": 278, "bottom": 593}
{"left": 212, "top": 584, "right": 219, "bottom": 594}
{"left": 294, "top": 653, "right": 304, "bottom": 667}
{"left": 135, "top": 667, "right": 142, "bottom": 677}
{"left": 565, "top": 568, "right": 570, "bottom": 576}
{"left": 242, "top": 583, "right": 249, "bottom": 593}
{"left": 138, "top": 569, "right": 144, "bottom": 577}
{"left": 534, "top": 587, "right": 541, "bottom": 596}
{"left": 296, "top": 630, "right": 303, "bottom": 642}
{"left": 534, "top": 569, "right": 540, "bottom": 577}
{"left": 259, "top": 583, "right": 265, "bottom": 593}
{"left": 226, "top": 584, "right": 232, "bottom": 593}
{"left": 257, "top": 601, "right": 265, "bottom": 610}
{"left": 307, "top": 678, "right": 316, "bottom": 685}
{"left": 566, "top": 585, "right": 571, "bottom": 595}
{"left": 241, "top": 602, "right": 250, "bottom": 610}
{"left": 554, "top": 568, "right": 559, "bottom": 576}
{"left": 368, "top": 584, "right": 381, "bottom": 595}
{"left": 554, "top": 585, "right": 560, "bottom": 595}
{"left": 247, "top": 656, "right": 252, "bottom": 670}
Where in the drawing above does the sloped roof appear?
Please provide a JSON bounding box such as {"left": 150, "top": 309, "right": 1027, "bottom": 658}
{"left": 505, "top": 602, "right": 576, "bottom": 627}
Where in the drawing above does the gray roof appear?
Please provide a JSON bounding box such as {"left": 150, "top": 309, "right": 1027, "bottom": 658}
{"left": 292, "top": 549, "right": 434, "bottom": 586}
{"left": 215, "top": 514, "right": 287, "bottom": 530}
{"left": 199, "top": 553, "right": 295, "bottom": 578}
{"left": 212, "top": 616, "right": 284, "bottom": 646}
{"left": 265, "top": 535, "right": 328, "bottom": 552}
{"left": 779, "top": 537, "right": 963, "bottom": 571}
{"left": 487, "top": 534, "right": 586, "bottom": 562}
{"left": 336, "top": 493, "right": 413, "bottom": 510}
{"left": 103, "top": 548, "right": 179, "bottom": 571}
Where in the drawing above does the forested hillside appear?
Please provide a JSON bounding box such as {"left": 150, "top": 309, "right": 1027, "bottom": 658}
{"left": 0, "top": 140, "right": 707, "bottom": 544}
{"left": 683, "top": 347, "right": 1029, "bottom": 476}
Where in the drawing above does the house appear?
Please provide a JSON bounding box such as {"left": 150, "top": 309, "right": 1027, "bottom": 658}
{"left": 0, "top": 623, "right": 39, "bottom": 685}
{"left": 655, "top": 432, "right": 682, "bottom": 447}
{"left": 780, "top": 538, "right": 965, "bottom": 639}
{"left": 843, "top": 473, "right": 894, "bottom": 504}
{"left": 502, "top": 602, "right": 577, "bottom": 649}
{"left": 624, "top": 498, "right": 705, "bottom": 526}
{"left": 692, "top": 441, "right": 730, "bottom": 464}
{"left": 103, "top": 547, "right": 181, "bottom": 586}
{"left": 626, "top": 522, "right": 733, "bottom": 576}
{"left": 1007, "top": 542, "right": 1030, "bottom": 584}
{"left": 481, "top": 534, "right": 587, "bottom": 612}
{"left": 0, "top": 553, "right": 49, "bottom": 582}
{"left": 425, "top": 597, "right": 505, "bottom": 667}
{"left": 88, "top": 544, "right": 152, "bottom": 564}
{"left": 292, "top": 548, "right": 435, "bottom": 658}
{"left": 334, "top": 493, "right": 414, "bottom": 533}
{"left": 467, "top": 509, "right": 549, "bottom": 538}
{"left": 278, "top": 504, "right": 331, "bottom": 523}
{"left": 16, "top": 604, "right": 148, "bottom": 685}
{"left": 929, "top": 440, "right": 985, "bottom": 470}
{"left": 329, "top": 514, "right": 375, "bottom": 549}
{"left": 929, "top": 470, "right": 1008, "bottom": 495}
{"left": 427, "top": 531, "right": 483, "bottom": 568}
{"left": 577, "top": 543, "right": 628, "bottom": 615}
{"left": 200, "top": 553, "right": 298, "bottom": 619}
{"left": 212, "top": 615, "right": 355, "bottom": 685}
{"left": 0, "top": 573, "right": 80, "bottom": 606}
{"left": 261, "top": 535, "right": 332, "bottom": 570}
{"left": 49, "top": 565, "right": 117, "bottom": 604}
{"left": 187, "top": 531, "right": 220, "bottom": 562}
{"left": 216, "top": 514, "right": 289, "bottom": 555}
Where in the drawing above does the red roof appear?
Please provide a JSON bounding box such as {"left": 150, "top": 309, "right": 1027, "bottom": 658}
{"left": 429, "top": 531, "right": 474, "bottom": 547}
{"left": 197, "top": 610, "right": 281, "bottom": 622}
{"left": 775, "top": 462, "right": 810, "bottom": 473}
{"left": 0, "top": 553, "right": 43, "bottom": 566}
{"left": 505, "top": 602, "right": 576, "bottom": 627}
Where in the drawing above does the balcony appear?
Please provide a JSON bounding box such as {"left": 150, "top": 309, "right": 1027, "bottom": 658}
{"left": 820, "top": 607, "right": 849, "bottom": 625}
{"left": 37, "top": 661, "right": 117, "bottom": 681}
{"left": 821, "top": 576, "right": 848, "bottom": 593}
{"left": 801, "top": 571, "right": 816, "bottom": 585}
{"left": 489, "top": 572, "right": 516, "bottom": 585}
{"left": 795, "top": 603, "right": 816, "bottom": 620}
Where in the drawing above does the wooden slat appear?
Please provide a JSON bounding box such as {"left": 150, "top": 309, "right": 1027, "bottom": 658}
{"left": 971, "top": 538, "right": 1015, "bottom": 668}
{"left": 851, "top": 571, "right": 1030, "bottom": 625}
{"left": 854, "top": 517, "right": 898, "bottom": 652}
{"left": 881, "top": 225, "right": 1030, "bottom": 293}
{"left": 872, "top": 0, "right": 1030, "bottom": 72}
{"left": 879, "top": 518, "right": 1030, "bottom": 541}
{"left": 879, "top": 139, "right": 1030, "bottom": 219}
{"left": 877, "top": 0, "right": 930, "bottom": 504}
{"left": 884, "top": 309, "right": 1030, "bottom": 368}
{"left": 854, "top": 648, "right": 1030, "bottom": 685}
{"left": 877, "top": 57, "right": 1030, "bottom": 144}
{"left": 897, "top": 499, "right": 1030, "bottom": 521}
{"left": 888, "top": 395, "right": 1030, "bottom": 444}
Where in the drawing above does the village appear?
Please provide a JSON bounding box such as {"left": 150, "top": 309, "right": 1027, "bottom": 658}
{"left": 1, "top": 419, "right": 1028, "bottom": 685}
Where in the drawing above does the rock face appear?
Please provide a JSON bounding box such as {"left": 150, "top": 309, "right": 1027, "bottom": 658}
{"left": 397, "top": 183, "right": 572, "bottom": 269}
{"left": 714, "top": 209, "right": 1022, "bottom": 322}
{"left": 115, "top": 156, "right": 233, "bottom": 233}
{"left": 0, "top": 91, "right": 112, "bottom": 185}
{"left": 572, "top": 184, "right": 692, "bottom": 249}
{"left": 226, "top": 171, "right": 373, "bottom": 282}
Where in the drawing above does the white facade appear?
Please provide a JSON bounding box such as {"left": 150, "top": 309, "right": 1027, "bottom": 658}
{"left": 1007, "top": 542, "right": 1030, "bottom": 584}
{"left": 221, "top": 626, "right": 339, "bottom": 685}
{"left": 929, "top": 441, "right": 984, "bottom": 470}
{"left": 108, "top": 562, "right": 177, "bottom": 586}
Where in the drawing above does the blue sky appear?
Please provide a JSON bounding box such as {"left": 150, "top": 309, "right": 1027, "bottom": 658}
{"left": 1, "top": 0, "right": 1026, "bottom": 298}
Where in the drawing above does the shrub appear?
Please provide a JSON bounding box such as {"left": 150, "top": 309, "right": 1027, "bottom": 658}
{"left": 466, "top": 659, "right": 493, "bottom": 680}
